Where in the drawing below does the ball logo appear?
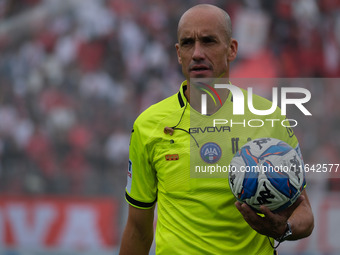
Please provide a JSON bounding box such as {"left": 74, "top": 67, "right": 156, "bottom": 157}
{"left": 200, "top": 142, "right": 222, "bottom": 164}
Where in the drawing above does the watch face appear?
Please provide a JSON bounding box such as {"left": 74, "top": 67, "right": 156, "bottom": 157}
{"left": 282, "top": 222, "right": 293, "bottom": 241}
{"left": 276, "top": 222, "right": 292, "bottom": 242}
{"left": 284, "top": 229, "right": 292, "bottom": 238}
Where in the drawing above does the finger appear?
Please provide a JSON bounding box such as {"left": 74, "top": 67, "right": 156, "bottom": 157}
{"left": 235, "top": 202, "right": 249, "bottom": 217}
{"left": 259, "top": 206, "right": 287, "bottom": 227}
{"left": 235, "top": 201, "right": 243, "bottom": 211}
{"left": 235, "top": 201, "right": 253, "bottom": 216}
{"left": 260, "top": 206, "right": 285, "bottom": 223}
{"left": 260, "top": 205, "right": 275, "bottom": 219}
{"left": 240, "top": 202, "right": 253, "bottom": 214}
{"left": 240, "top": 203, "right": 261, "bottom": 222}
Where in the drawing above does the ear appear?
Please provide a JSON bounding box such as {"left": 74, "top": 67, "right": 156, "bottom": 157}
{"left": 175, "top": 43, "right": 182, "bottom": 64}
{"left": 227, "top": 39, "right": 238, "bottom": 62}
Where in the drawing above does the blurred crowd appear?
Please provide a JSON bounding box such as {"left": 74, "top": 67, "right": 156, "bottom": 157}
{"left": 0, "top": 0, "right": 339, "bottom": 198}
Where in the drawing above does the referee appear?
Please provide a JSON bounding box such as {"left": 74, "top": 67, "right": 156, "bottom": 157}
{"left": 120, "top": 4, "right": 314, "bottom": 255}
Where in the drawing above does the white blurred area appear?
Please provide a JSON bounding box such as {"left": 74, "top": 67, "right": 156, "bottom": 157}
{"left": 0, "top": 0, "right": 339, "bottom": 254}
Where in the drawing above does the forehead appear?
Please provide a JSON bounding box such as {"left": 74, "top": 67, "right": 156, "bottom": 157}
{"left": 177, "top": 8, "right": 227, "bottom": 39}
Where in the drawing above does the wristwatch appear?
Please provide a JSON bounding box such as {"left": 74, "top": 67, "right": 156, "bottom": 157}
{"left": 276, "top": 221, "right": 293, "bottom": 242}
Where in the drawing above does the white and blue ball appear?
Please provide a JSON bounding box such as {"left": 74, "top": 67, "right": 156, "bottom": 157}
{"left": 228, "top": 137, "right": 305, "bottom": 212}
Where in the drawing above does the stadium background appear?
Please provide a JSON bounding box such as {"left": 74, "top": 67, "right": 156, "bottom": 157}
{"left": 0, "top": 0, "right": 339, "bottom": 254}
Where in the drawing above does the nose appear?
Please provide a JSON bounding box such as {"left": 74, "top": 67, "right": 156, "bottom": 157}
{"left": 192, "top": 41, "right": 205, "bottom": 61}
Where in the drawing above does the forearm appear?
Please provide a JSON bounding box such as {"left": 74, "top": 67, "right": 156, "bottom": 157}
{"left": 120, "top": 205, "right": 155, "bottom": 255}
{"left": 120, "top": 221, "right": 154, "bottom": 255}
{"left": 287, "top": 193, "right": 314, "bottom": 240}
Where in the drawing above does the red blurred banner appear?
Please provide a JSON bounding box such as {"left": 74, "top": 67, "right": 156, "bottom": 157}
{"left": 0, "top": 196, "right": 119, "bottom": 251}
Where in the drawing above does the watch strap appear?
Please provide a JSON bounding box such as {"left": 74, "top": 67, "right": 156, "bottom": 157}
{"left": 275, "top": 221, "right": 292, "bottom": 242}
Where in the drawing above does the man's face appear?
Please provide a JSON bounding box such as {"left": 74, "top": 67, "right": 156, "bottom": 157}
{"left": 176, "top": 8, "right": 237, "bottom": 81}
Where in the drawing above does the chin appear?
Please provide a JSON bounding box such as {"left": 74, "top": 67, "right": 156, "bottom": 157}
{"left": 191, "top": 75, "right": 209, "bottom": 78}
{"left": 189, "top": 73, "right": 214, "bottom": 79}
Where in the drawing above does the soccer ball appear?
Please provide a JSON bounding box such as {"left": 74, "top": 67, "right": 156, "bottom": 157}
{"left": 228, "top": 137, "right": 305, "bottom": 212}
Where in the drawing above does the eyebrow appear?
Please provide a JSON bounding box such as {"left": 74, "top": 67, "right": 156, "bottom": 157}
{"left": 179, "top": 34, "right": 218, "bottom": 43}
{"left": 200, "top": 35, "right": 218, "bottom": 42}
{"left": 179, "top": 37, "right": 194, "bottom": 44}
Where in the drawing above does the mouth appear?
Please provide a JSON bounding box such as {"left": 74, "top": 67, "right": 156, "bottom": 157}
{"left": 189, "top": 65, "right": 211, "bottom": 76}
{"left": 190, "top": 65, "right": 210, "bottom": 71}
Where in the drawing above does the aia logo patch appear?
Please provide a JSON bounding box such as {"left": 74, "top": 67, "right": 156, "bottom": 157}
{"left": 165, "top": 154, "right": 179, "bottom": 161}
{"left": 200, "top": 142, "right": 222, "bottom": 164}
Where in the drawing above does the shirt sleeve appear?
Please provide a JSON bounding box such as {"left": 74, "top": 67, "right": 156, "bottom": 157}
{"left": 125, "top": 120, "right": 157, "bottom": 209}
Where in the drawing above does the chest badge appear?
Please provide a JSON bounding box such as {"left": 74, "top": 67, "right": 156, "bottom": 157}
{"left": 200, "top": 142, "right": 222, "bottom": 164}
{"left": 165, "top": 154, "right": 179, "bottom": 161}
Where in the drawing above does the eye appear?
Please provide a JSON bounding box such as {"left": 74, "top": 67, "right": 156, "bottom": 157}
{"left": 202, "top": 36, "right": 217, "bottom": 44}
{"left": 180, "top": 38, "right": 194, "bottom": 46}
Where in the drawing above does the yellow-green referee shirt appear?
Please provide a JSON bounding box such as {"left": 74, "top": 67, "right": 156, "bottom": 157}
{"left": 125, "top": 81, "right": 301, "bottom": 255}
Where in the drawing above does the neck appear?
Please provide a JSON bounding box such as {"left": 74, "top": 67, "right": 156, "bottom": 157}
{"left": 184, "top": 70, "right": 230, "bottom": 103}
{"left": 184, "top": 81, "right": 230, "bottom": 115}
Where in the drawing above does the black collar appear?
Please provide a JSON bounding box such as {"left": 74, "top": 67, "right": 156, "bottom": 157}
{"left": 177, "top": 85, "right": 187, "bottom": 108}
